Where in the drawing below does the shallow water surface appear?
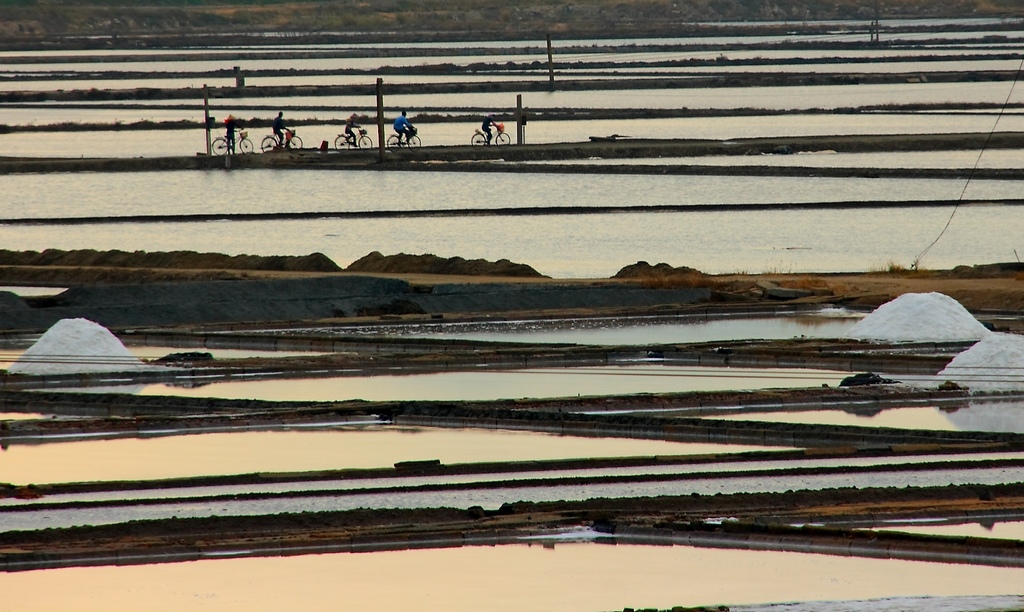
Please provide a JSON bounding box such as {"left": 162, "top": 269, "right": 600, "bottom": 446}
{"left": 2, "top": 170, "right": 1021, "bottom": 277}
{"left": 713, "top": 400, "right": 1024, "bottom": 433}
{"left": 0, "top": 543, "right": 1020, "bottom": 611}
{"left": 127, "top": 365, "right": 849, "bottom": 402}
{"left": 307, "top": 312, "right": 860, "bottom": 344}
{"left": 0, "top": 425, "right": 774, "bottom": 485}
{"left": 870, "top": 519, "right": 1024, "bottom": 540}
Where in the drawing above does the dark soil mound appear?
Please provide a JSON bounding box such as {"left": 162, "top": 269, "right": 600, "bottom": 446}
{"left": 613, "top": 261, "right": 705, "bottom": 279}
{"left": 346, "top": 251, "right": 545, "bottom": 278}
{"left": 0, "top": 249, "right": 341, "bottom": 272}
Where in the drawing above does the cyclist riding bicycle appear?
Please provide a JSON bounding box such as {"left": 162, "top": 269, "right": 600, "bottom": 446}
{"left": 272, "top": 111, "right": 286, "bottom": 146}
{"left": 393, "top": 111, "right": 414, "bottom": 144}
{"left": 344, "top": 113, "right": 361, "bottom": 146}
{"left": 481, "top": 113, "right": 498, "bottom": 145}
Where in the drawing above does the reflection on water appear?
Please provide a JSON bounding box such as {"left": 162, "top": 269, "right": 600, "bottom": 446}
{"left": 0, "top": 346, "right": 321, "bottom": 371}
{"left": 542, "top": 148, "right": 1024, "bottom": 170}
{"left": 129, "top": 365, "right": 848, "bottom": 402}
{"left": 0, "top": 426, "right": 772, "bottom": 485}
{"left": 2, "top": 167, "right": 1023, "bottom": 279}
{"left": 943, "top": 400, "right": 1024, "bottom": 433}
{"left": 10, "top": 170, "right": 1023, "bottom": 220}
{"left": 871, "top": 519, "right": 1024, "bottom": 540}
{"left": 313, "top": 313, "right": 860, "bottom": 344}
{"left": 713, "top": 406, "right": 959, "bottom": 431}
{"left": 712, "top": 400, "right": 1024, "bottom": 434}
{"left": 0, "top": 543, "right": 1020, "bottom": 611}
{"left": 0, "top": 412, "right": 44, "bottom": 421}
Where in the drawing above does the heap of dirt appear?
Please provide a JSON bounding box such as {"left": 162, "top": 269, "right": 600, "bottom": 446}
{"left": 0, "top": 249, "right": 341, "bottom": 273}
{"left": 346, "top": 251, "right": 545, "bottom": 278}
{"left": 613, "top": 261, "right": 705, "bottom": 279}
{"left": 612, "top": 261, "right": 720, "bottom": 288}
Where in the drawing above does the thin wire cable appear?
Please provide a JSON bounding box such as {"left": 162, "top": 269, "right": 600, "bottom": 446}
{"left": 912, "top": 57, "right": 1024, "bottom": 269}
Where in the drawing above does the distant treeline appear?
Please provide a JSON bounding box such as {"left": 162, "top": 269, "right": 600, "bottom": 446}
{"left": 1, "top": 0, "right": 1022, "bottom": 44}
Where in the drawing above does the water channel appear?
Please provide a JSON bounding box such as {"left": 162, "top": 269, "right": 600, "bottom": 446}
{"left": 1, "top": 543, "right": 1021, "bottom": 611}
{"left": 113, "top": 365, "right": 847, "bottom": 402}
{"left": 272, "top": 310, "right": 861, "bottom": 344}
{"left": 0, "top": 425, "right": 776, "bottom": 485}
{"left": 711, "top": 399, "right": 1024, "bottom": 434}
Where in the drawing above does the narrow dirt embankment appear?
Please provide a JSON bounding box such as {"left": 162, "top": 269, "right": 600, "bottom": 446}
{"left": 5, "top": 133, "right": 1024, "bottom": 176}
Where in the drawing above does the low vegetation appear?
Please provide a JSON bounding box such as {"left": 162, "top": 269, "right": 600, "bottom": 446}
{"left": 0, "top": 0, "right": 1021, "bottom": 42}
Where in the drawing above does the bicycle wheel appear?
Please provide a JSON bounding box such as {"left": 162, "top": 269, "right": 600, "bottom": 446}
{"left": 495, "top": 132, "right": 511, "bottom": 145}
{"left": 386, "top": 134, "right": 401, "bottom": 148}
{"left": 357, "top": 135, "right": 373, "bottom": 149}
{"left": 334, "top": 135, "right": 347, "bottom": 150}
{"left": 288, "top": 135, "right": 303, "bottom": 149}
{"left": 239, "top": 138, "right": 254, "bottom": 154}
{"left": 212, "top": 137, "right": 228, "bottom": 156}
{"left": 471, "top": 133, "right": 486, "bottom": 146}
{"left": 261, "top": 136, "right": 278, "bottom": 153}
{"left": 407, "top": 135, "right": 421, "bottom": 148}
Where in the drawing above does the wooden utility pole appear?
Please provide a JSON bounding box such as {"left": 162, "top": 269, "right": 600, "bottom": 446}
{"left": 546, "top": 34, "right": 555, "bottom": 91}
{"left": 203, "top": 84, "right": 212, "bottom": 156}
{"left": 870, "top": 0, "right": 880, "bottom": 43}
{"left": 376, "top": 78, "right": 385, "bottom": 162}
{"left": 516, "top": 94, "right": 524, "bottom": 145}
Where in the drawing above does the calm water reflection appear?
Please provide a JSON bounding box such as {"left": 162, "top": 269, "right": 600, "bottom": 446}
{"left": 0, "top": 543, "right": 1020, "bottom": 611}
{"left": 128, "top": 365, "right": 848, "bottom": 402}
{"left": 713, "top": 400, "right": 1024, "bottom": 434}
{"left": 1, "top": 199, "right": 1017, "bottom": 277}
{"left": 312, "top": 314, "right": 859, "bottom": 344}
{"left": 0, "top": 426, "right": 771, "bottom": 485}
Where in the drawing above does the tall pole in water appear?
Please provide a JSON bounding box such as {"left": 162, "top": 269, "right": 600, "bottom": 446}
{"left": 203, "top": 84, "right": 211, "bottom": 156}
{"left": 546, "top": 34, "right": 555, "bottom": 91}
{"left": 871, "top": 0, "right": 880, "bottom": 43}
{"left": 516, "top": 94, "right": 524, "bottom": 145}
{"left": 376, "top": 78, "right": 385, "bottom": 162}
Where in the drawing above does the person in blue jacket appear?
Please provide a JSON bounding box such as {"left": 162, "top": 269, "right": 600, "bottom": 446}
{"left": 393, "top": 111, "right": 414, "bottom": 144}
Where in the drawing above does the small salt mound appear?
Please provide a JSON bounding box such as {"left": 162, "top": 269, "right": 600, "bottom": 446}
{"left": 7, "top": 318, "right": 147, "bottom": 375}
{"left": 938, "top": 333, "right": 1024, "bottom": 391}
{"left": 845, "top": 292, "right": 990, "bottom": 342}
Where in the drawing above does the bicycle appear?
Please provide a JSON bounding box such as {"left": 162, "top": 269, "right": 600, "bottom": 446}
{"left": 212, "top": 130, "right": 254, "bottom": 155}
{"left": 387, "top": 126, "right": 421, "bottom": 148}
{"left": 261, "top": 128, "right": 303, "bottom": 153}
{"left": 472, "top": 122, "right": 510, "bottom": 146}
{"left": 336, "top": 127, "right": 372, "bottom": 150}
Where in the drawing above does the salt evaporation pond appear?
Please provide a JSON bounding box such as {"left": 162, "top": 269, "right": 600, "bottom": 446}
{"left": 294, "top": 310, "right": 860, "bottom": 344}
{"left": 712, "top": 406, "right": 960, "bottom": 431}
{"left": 0, "top": 542, "right": 1021, "bottom": 611}
{"left": 120, "top": 365, "right": 846, "bottom": 402}
{"left": 868, "top": 519, "right": 1024, "bottom": 541}
{"left": 0, "top": 426, "right": 776, "bottom": 485}
{"left": 711, "top": 400, "right": 1024, "bottom": 434}
{"left": 3, "top": 182, "right": 1021, "bottom": 277}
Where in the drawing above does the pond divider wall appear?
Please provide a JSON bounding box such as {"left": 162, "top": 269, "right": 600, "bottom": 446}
{"left": 5, "top": 522, "right": 1023, "bottom": 572}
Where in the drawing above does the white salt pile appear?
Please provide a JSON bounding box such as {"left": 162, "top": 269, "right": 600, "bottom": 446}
{"left": 7, "top": 318, "right": 147, "bottom": 375}
{"left": 845, "top": 292, "right": 990, "bottom": 342}
{"left": 938, "top": 333, "right": 1024, "bottom": 391}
